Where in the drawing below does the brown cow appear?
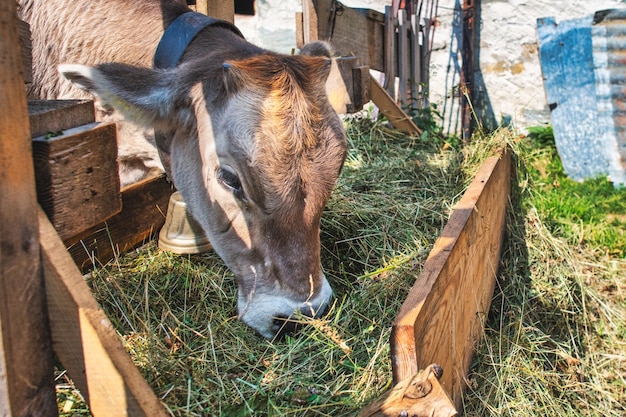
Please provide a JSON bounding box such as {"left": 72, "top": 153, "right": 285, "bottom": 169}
{"left": 19, "top": 0, "right": 347, "bottom": 338}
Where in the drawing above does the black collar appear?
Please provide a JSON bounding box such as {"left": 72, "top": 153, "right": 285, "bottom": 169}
{"left": 153, "top": 12, "right": 244, "bottom": 69}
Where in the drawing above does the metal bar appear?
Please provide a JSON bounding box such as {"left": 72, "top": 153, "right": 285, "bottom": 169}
{"left": 461, "top": 0, "right": 476, "bottom": 141}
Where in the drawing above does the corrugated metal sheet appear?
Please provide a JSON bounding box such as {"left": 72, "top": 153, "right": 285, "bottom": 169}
{"left": 537, "top": 8, "right": 626, "bottom": 186}
{"left": 592, "top": 8, "right": 626, "bottom": 186}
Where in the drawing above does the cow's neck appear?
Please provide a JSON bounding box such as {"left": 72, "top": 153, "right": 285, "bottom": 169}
{"left": 154, "top": 12, "right": 244, "bottom": 69}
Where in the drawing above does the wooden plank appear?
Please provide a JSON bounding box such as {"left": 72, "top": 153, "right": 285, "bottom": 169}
{"left": 66, "top": 175, "right": 174, "bottom": 272}
{"left": 397, "top": 9, "right": 410, "bottom": 105}
{"left": 17, "top": 19, "right": 31, "bottom": 83}
{"left": 384, "top": 5, "right": 396, "bottom": 94}
{"left": 28, "top": 99, "right": 95, "bottom": 138}
{"left": 295, "top": 11, "right": 304, "bottom": 48}
{"left": 0, "top": 1, "right": 57, "bottom": 414}
{"left": 301, "top": 0, "right": 317, "bottom": 45}
{"left": 369, "top": 74, "right": 421, "bottom": 136}
{"left": 33, "top": 122, "right": 122, "bottom": 241}
{"left": 421, "top": 18, "right": 431, "bottom": 108}
{"left": 39, "top": 207, "right": 168, "bottom": 416}
{"left": 314, "top": 0, "right": 385, "bottom": 72}
{"left": 390, "top": 148, "right": 511, "bottom": 409}
{"left": 196, "top": 0, "right": 234, "bottom": 23}
{"left": 410, "top": 13, "right": 421, "bottom": 106}
{"left": 352, "top": 65, "right": 371, "bottom": 111}
{"left": 325, "top": 57, "right": 370, "bottom": 114}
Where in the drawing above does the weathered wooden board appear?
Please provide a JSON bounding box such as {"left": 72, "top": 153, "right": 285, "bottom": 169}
{"left": 390, "top": 148, "right": 511, "bottom": 409}
{"left": 0, "top": 1, "right": 57, "bottom": 414}
{"left": 299, "top": 0, "right": 390, "bottom": 71}
{"left": 312, "top": 0, "right": 385, "bottom": 72}
{"left": 28, "top": 99, "right": 95, "bottom": 138}
{"left": 369, "top": 75, "right": 421, "bottom": 135}
{"left": 40, "top": 207, "right": 168, "bottom": 416}
{"left": 18, "top": 18, "right": 31, "bottom": 83}
{"left": 195, "top": 0, "right": 234, "bottom": 22}
{"left": 325, "top": 57, "right": 371, "bottom": 114}
{"left": 33, "top": 122, "right": 122, "bottom": 241}
{"left": 66, "top": 175, "right": 174, "bottom": 272}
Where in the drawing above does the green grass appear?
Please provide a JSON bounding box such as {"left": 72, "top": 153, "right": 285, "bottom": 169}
{"left": 58, "top": 116, "right": 468, "bottom": 416}
{"left": 56, "top": 122, "right": 626, "bottom": 416}
{"left": 523, "top": 125, "right": 626, "bottom": 257}
{"left": 462, "top": 125, "right": 626, "bottom": 416}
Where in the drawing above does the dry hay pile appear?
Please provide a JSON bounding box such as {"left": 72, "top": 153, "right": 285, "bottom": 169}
{"left": 58, "top": 116, "right": 473, "bottom": 416}
{"left": 59, "top": 120, "right": 625, "bottom": 417}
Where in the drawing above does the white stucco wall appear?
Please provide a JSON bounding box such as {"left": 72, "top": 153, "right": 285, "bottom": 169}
{"left": 236, "top": 0, "right": 626, "bottom": 134}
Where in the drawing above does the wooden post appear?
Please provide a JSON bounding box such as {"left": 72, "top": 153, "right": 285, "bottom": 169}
{"left": 384, "top": 5, "right": 396, "bottom": 95}
{"left": 0, "top": 0, "right": 58, "bottom": 415}
{"left": 301, "top": 0, "right": 318, "bottom": 45}
{"left": 40, "top": 208, "right": 169, "bottom": 416}
{"left": 397, "top": 9, "right": 410, "bottom": 105}
{"left": 195, "top": 0, "right": 234, "bottom": 23}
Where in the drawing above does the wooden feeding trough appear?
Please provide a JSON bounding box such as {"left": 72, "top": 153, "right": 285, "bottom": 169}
{"left": 0, "top": 1, "right": 511, "bottom": 415}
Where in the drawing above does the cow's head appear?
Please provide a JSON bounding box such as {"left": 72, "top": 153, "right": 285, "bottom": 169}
{"left": 59, "top": 42, "right": 347, "bottom": 338}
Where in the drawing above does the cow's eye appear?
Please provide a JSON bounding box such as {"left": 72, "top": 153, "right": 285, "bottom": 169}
{"left": 217, "top": 167, "right": 245, "bottom": 199}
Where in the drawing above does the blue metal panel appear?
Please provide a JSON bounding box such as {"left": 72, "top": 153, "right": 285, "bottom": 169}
{"left": 537, "top": 15, "right": 609, "bottom": 182}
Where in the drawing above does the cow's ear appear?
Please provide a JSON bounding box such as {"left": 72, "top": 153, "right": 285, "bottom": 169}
{"left": 299, "top": 41, "right": 333, "bottom": 59}
{"left": 59, "top": 63, "right": 191, "bottom": 130}
{"left": 297, "top": 42, "right": 333, "bottom": 87}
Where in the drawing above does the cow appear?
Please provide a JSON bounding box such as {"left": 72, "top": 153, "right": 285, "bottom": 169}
{"left": 18, "top": 0, "right": 347, "bottom": 339}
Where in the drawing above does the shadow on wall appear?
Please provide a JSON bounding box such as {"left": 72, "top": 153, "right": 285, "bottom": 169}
{"left": 442, "top": 0, "right": 498, "bottom": 135}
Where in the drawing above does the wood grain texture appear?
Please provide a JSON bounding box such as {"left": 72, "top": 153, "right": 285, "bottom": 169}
{"left": 314, "top": 0, "right": 385, "bottom": 72}
{"left": 369, "top": 75, "right": 421, "bottom": 135}
{"left": 33, "top": 122, "right": 122, "bottom": 241}
{"left": 28, "top": 99, "right": 95, "bottom": 138}
{"left": 391, "top": 148, "right": 511, "bottom": 409}
{"left": 0, "top": 1, "right": 57, "bottom": 414}
{"left": 40, "top": 207, "right": 168, "bottom": 417}
{"left": 196, "top": 0, "right": 234, "bottom": 22}
{"left": 66, "top": 175, "right": 174, "bottom": 272}
{"left": 358, "top": 364, "right": 457, "bottom": 417}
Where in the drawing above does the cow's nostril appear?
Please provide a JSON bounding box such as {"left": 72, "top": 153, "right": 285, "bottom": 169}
{"left": 273, "top": 315, "right": 299, "bottom": 338}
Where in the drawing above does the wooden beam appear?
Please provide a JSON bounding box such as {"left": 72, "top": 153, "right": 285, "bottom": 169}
{"left": 34, "top": 122, "right": 122, "bottom": 241}
{"left": 397, "top": 9, "right": 410, "bottom": 104}
{"left": 383, "top": 5, "right": 396, "bottom": 93}
{"left": 390, "top": 148, "right": 511, "bottom": 409}
{"left": 28, "top": 99, "right": 95, "bottom": 138}
{"left": 40, "top": 207, "right": 169, "bottom": 417}
{"left": 66, "top": 175, "right": 174, "bottom": 272}
{"left": 195, "top": 0, "right": 234, "bottom": 23}
{"left": 369, "top": 75, "right": 421, "bottom": 136}
{"left": 325, "top": 57, "right": 370, "bottom": 114}
{"left": 313, "top": 0, "right": 385, "bottom": 72}
{"left": 0, "top": 1, "right": 57, "bottom": 414}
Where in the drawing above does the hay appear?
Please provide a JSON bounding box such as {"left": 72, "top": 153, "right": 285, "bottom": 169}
{"left": 57, "top": 121, "right": 625, "bottom": 417}
{"left": 462, "top": 129, "right": 626, "bottom": 416}
{"left": 59, "top": 116, "right": 470, "bottom": 416}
